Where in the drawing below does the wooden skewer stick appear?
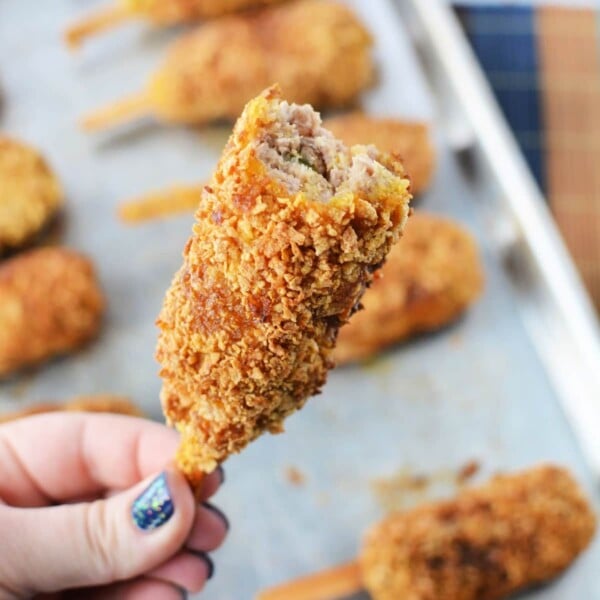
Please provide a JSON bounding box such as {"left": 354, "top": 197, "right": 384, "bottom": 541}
{"left": 118, "top": 184, "right": 204, "bottom": 224}
{"left": 80, "top": 93, "right": 152, "bottom": 131}
{"left": 64, "top": 4, "right": 133, "bottom": 49}
{"left": 256, "top": 561, "right": 362, "bottom": 600}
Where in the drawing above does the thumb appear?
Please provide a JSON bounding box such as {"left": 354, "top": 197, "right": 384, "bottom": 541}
{"left": 0, "top": 468, "right": 196, "bottom": 595}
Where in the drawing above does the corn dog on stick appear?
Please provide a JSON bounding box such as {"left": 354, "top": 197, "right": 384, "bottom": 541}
{"left": 81, "top": 0, "right": 374, "bottom": 131}
{"left": 256, "top": 466, "right": 596, "bottom": 600}
{"left": 155, "top": 85, "right": 411, "bottom": 491}
{"left": 65, "top": 0, "right": 291, "bottom": 49}
{"left": 256, "top": 561, "right": 362, "bottom": 600}
{"left": 118, "top": 183, "right": 203, "bottom": 224}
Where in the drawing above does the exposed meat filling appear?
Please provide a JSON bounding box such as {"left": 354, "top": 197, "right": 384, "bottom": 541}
{"left": 256, "top": 102, "right": 381, "bottom": 202}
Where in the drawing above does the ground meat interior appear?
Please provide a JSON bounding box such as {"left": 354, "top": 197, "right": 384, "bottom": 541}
{"left": 255, "top": 102, "right": 358, "bottom": 202}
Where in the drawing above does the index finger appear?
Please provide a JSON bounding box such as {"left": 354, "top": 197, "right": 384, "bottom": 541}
{"left": 0, "top": 413, "right": 218, "bottom": 506}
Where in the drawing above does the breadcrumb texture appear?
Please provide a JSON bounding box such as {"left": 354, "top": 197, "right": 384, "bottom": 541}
{"left": 0, "top": 395, "right": 143, "bottom": 424}
{"left": 123, "top": 0, "right": 289, "bottom": 23}
{"left": 324, "top": 113, "right": 436, "bottom": 195}
{"left": 334, "top": 213, "right": 484, "bottom": 364}
{"left": 0, "top": 137, "right": 63, "bottom": 254}
{"left": 0, "top": 248, "right": 105, "bottom": 378}
{"left": 361, "top": 465, "right": 597, "bottom": 600}
{"left": 156, "top": 87, "right": 411, "bottom": 485}
{"left": 148, "top": 0, "right": 374, "bottom": 124}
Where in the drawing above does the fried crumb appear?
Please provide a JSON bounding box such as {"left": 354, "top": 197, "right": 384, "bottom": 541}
{"left": 285, "top": 466, "right": 306, "bottom": 487}
{"left": 457, "top": 460, "right": 480, "bottom": 485}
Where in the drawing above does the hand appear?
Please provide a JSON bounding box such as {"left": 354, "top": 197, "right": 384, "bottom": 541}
{"left": 0, "top": 412, "right": 228, "bottom": 599}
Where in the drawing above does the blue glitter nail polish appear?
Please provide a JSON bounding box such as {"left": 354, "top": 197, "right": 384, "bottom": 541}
{"left": 132, "top": 472, "right": 174, "bottom": 531}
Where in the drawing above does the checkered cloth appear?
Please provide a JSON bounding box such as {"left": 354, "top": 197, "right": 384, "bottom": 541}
{"left": 456, "top": 5, "right": 600, "bottom": 308}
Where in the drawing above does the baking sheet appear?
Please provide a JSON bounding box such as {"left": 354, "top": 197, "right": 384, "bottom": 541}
{"left": 1, "top": 1, "right": 599, "bottom": 598}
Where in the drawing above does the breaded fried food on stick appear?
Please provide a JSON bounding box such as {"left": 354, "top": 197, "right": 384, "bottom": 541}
{"left": 82, "top": 1, "right": 374, "bottom": 131}
{"left": 0, "top": 395, "right": 143, "bottom": 424}
{"left": 257, "top": 466, "right": 597, "bottom": 600}
{"left": 0, "top": 247, "right": 105, "bottom": 378}
{"left": 65, "top": 0, "right": 291, "bottom": 49}
{"left": 334, "top": 213, "right": 484, "bottom": 364}
{"left": 156, "top": 86, "right": 411, "bottom": 488}
{"left": 0, "top": 137, "right": 63, "bottom": 255}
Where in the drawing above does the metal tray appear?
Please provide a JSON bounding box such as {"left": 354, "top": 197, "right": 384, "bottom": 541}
{"left": 1, "top": 1, "right": 600, "bottom": 598}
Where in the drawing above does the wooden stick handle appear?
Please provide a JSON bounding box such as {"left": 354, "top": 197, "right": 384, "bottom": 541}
{"left": 64, "top": 4, "right": 133, "bottom": 49}
{"left": 256, "top": 560, "right": 362, "bottom": 600}
{"left": 80, "top": 92, "right": 152, "bottom": 131}
{"left": 118, "top": 184, "right": 204, "bottom": 224}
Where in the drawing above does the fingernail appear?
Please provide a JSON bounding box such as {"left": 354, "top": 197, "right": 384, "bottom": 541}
{"left": 191, "top": 551, "right": 214, "bottom": 580}
{"left": 202, "top": 501, "right": 230, "bottom": 531}
{"left": 132, "top": 472, "right": 174, "bottom": 531}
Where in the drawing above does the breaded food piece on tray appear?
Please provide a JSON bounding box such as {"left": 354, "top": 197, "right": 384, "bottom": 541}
{"left": 156, "top": 86, "right": 411, "bottom": 487}
{"left": 257, "top": 466, "right": 597, "bottom": 600}
{"left": 82, "top": 0, "right": 375, "bottom": 130}
{"left": 65, "top": 0, "right": 292, "bottom": 49}
{"left": 324, "top": 113, "right": 435, "bottom": 196}
{"left": 0, "top": 247, "right": 105, "bottom": 378}
{"left": 0, "top": 137, "right": 63, "bottom": 255}
{"left": 361, "top": 465, "right": 596, "bottom": 600}
{"left": 334, "top": 212, "right": 484, "bottom": 364}
{"left": 0, "top": 395, "right": 143, "bottom": 424}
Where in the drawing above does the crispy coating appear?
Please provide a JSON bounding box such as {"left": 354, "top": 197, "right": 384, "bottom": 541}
{"left": 0, "top": 137, "right": 63, "bottom": 254}
{"left": 148, "top": 0, "right": 374, "bottom": 124}
{"left": 122, "top": 0, "right": 290, "bottom": 23}
{"left": 0, "top": 247, "right": 105, "bottom": 378}
{"left": 361, "top": 465, "right": 597, "bottom": 600}
{"left": 0, "top": 395, "right": 143, "bottom": 424}
{"left": 324, "top": 113, "right": 436, "bottom": 195}
{"left": 156, "top": 87, "right": 411, "bottom": 484}
{"left": 334, "top": 213, "right": 484, "bottom": 364}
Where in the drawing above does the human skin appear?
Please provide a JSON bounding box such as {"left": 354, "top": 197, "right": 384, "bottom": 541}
{"left": 0, "top": 413, "right": 228, "bottom": 598}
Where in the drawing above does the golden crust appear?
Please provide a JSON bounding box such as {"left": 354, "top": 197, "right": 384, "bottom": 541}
{"left": 123, "top": 0, "right": 289, "bottom": 23}
{"left": 148, "top": 0, "right": 374, "bottom": 124}
{"left": 0, "top": 395, "right": 143, "bottom": 424}
{"left": 334, "top": 213, "right": 484, "bottom": 364}
{"left": 156, "top": 87, "right": 411, "bottom": 484}
{"left": 360, "top": 465, "right": 597, "bottom": 600}
{"left": 324, "top": 113, "right": 436, "bottom": 195}
{"left": 0, "top": 137, "right": 63, "bottom": 254}
{"left": 0, "top": 248, "right": 105, "bottom": 378}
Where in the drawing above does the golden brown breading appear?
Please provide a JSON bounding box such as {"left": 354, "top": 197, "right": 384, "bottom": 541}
{"left": 0, "top": 248, "right": 105, "bottom": 378}
{"left": 324, "top": 113, "right": 436, "bottom": 195}
{"left": 334, "top": 213, "right": 484, "bottom": 364}
{"left": 0, "top": 137, "right": 63, "bottom": 254}
{"left": 0, "top": 395, "right": 143, "bottom": 424}
{"left": 361, "top": 466, "right": 597, "bottom": 600}
{"left": 123, "top": 0, "right": 290, "bottom": 23}
{"left": 83, "top": 1, "right": 374, "bottom": 130}
{"left": 156, "top": 86, "right": 411, "bottom": 486}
